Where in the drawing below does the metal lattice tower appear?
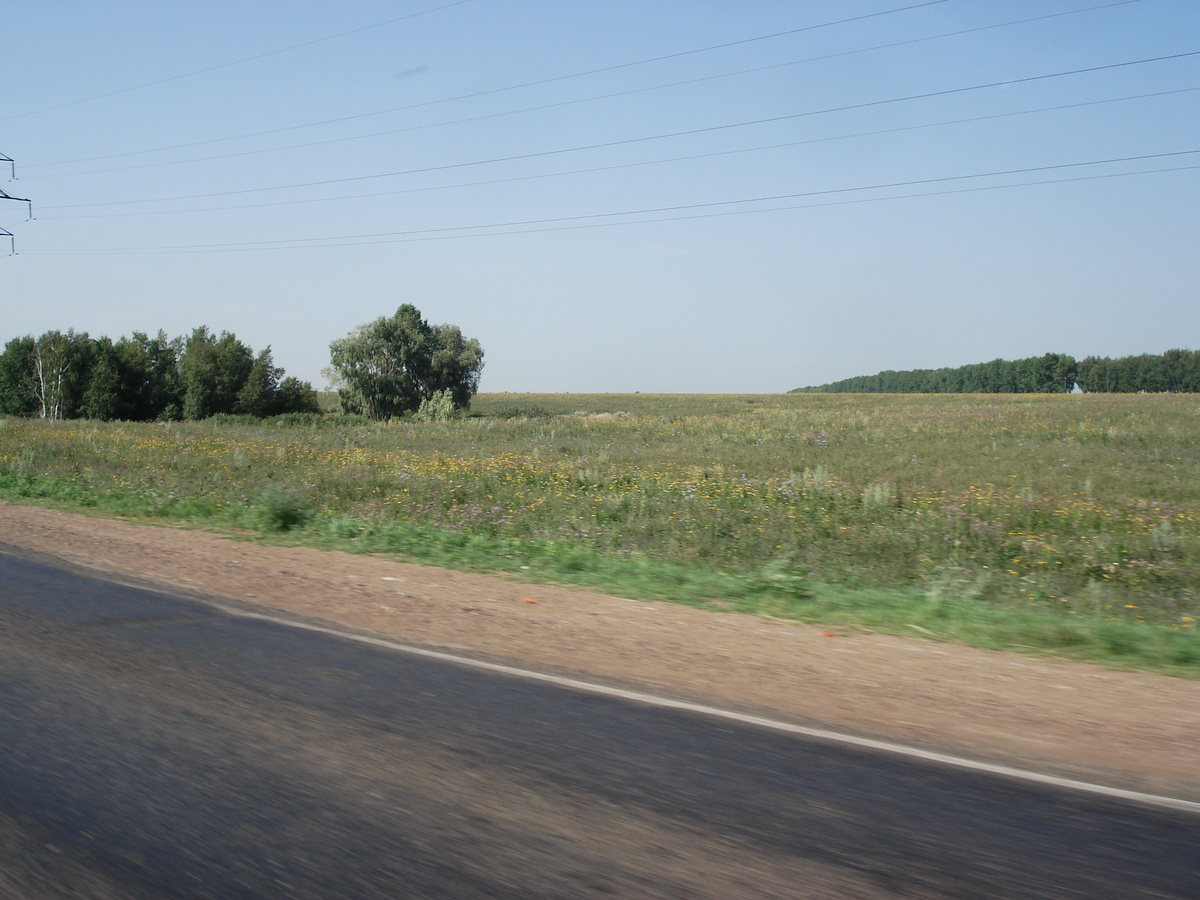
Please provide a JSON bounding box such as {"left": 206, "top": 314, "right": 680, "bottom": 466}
{"left": 1, "top": 152, "right": 31, "bottom": 254}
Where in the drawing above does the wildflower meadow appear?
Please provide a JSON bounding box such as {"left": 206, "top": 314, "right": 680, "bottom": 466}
{"left": 2, "top": 392, "right": 1197, "bottom": 673}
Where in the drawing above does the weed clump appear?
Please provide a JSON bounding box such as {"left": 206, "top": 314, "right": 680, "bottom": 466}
{"left": 751, "top": 553, "right": 810, "bottom": 599}
{"left": 257, "top": 488, "right": 309, "bottom": 532}
{"left": 412, "top": 390, "right": 458, "bottom": 422}
{"left": 269, "top": 412, "right": 325, "bottom": 428}
{"left": 492, "top": 405, "right": 553, "bottom": 420}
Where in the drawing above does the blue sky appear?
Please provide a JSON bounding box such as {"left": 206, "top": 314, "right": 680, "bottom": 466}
{"left": 2, "top": 1, "right": 1197, "bottom": 392}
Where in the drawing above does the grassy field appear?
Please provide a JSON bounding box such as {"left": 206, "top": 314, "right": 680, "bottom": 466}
{"left": 2, "top": 391, "right": 1198, "bottom": 674}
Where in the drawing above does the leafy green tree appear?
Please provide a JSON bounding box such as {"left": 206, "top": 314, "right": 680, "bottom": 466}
{"left": 428, "top": 323, "right": 485, "bottom": 409}
{"left": 81, "top": 337, "right": 122, "bottom": 420}
{"left": 230, "top": 348, "right": 320, "bottom": 417}
{"left": 0, "top": 336, "right": 38, "bottom": 416}
{"left": 329, "top": 305, "right": 429, "bottom": 421}
{"left": 2, "top": 331, "right": 112, "bottom": 420}
{"left": 114, "top": 331, "right": 183, "bottom": 421}
{"left": 2, "top": 324, "right": 316, "bottom": 420}
{"left": 31, "top": 330, "right": 94, "bottom": 420}
{"left": 1020, "top": 353, "right": 1077, "bottom": 393}
{"left": 1075, "top": 355, "right": 1115, "bottom": 393}
{"left": 180, "top": 328, "right": 255, "bottom": 420}
{"left": 234, "top": 348, "right": 282, "bottom": 417}
{"left": 329, "top": 304, "right": 484, "bottom": 420}
{"left": 274, "top": 376, "right": 321, "bottom": 415}
{"left": 1180, "top": 350, "right": 1200, "bottom": 392}
{"left": 180, "top": 328, "right": 220, "bottom": 420}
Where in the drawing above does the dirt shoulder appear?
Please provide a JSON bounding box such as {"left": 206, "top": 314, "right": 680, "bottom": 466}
{"left": 3, "top": 501, "right": 1198, "bottom": 802}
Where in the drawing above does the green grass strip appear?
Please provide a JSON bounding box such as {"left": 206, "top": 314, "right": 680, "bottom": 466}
{"left": 2, "top": 466, "right": 1197, "bottom": 677}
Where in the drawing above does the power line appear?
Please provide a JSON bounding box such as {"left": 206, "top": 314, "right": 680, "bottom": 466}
{"left": 39, "top": 149, "right": 1200, "bottom": 253}
{"left": 504, "top": 163, "right": 1200, "bottom": 244}
{"left": 37, "top": 163, "right": 1200, "bottom": 254}
{"left": 23, "top": 0, "right": 1141, "bottom": 177}
{"left": 37, "top": 86, "right": 1200, "bottom": 221}
{"left": 23, "top": 1, "right": 1152, "bottom": 182}
{"left": 40, "top": 49, "right": 1200, "bottom": 212}
{"left": 0, "top": 0, "right": 475, "bottom": 124}
{"left": 20, "top": 0, "right": 956, "bottom": 169}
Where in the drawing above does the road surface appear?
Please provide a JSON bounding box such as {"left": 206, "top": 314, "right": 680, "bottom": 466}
{"left": 1, "top": 544, "right": 1197, "bottom": 898}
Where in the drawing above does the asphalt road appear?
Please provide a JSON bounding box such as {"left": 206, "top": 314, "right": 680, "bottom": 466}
{"left": 1, "top": 545, "right": 1198, "bottom": 899}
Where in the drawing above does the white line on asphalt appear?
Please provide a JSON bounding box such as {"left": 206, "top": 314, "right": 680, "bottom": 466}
{"left": 222, "top": 605, "right": 1200, "bottom": 815}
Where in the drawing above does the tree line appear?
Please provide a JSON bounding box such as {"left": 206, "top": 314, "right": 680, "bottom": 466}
{"left": 0, "top": 328, "right": 319, "bottom": 421}
{"left": 794, "top": 350, "right": 1200, "bottom": 394}
{"left": 793, "top": 353, "right": 1079, "bottom": 394}
{"left": 0, "top": 304, "right": 486, "bottom": 423}
{"left": 1074, "top": 350, "right": 1200, "bottom": 393}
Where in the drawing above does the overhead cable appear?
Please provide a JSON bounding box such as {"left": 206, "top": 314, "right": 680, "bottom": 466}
{"left": 0, "top": 0, "right": 475, "bottom": 124}
{"left": 38, "top": 149, "right": 1200, "bottom": 253}
{"left": 36, "top": 164, "right": 1200, "bottom": 254}
{"left": 40, "top": 49, "right": 1200, "bottom": 211}
{"left": 24, "top": 0, "right": 1140, "bottom": 174}
{"left": 37, "top": 86, "right": 1200, "bottom": 221}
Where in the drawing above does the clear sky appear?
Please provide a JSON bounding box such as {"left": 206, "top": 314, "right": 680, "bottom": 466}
{"left": 2, "top": 1, "right": 1197, "bottom": 392}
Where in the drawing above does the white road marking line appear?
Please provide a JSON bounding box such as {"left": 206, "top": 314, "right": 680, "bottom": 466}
{"left": 240, "top": 605, "right": 1200, "bottom": 815}
{"left": 9, "top": 544, "right": 1195, "bottom": 814}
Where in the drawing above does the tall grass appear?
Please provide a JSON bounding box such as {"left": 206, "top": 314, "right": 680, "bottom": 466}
{"left": 2, "top": 392, "right": 1198, "bottom": 674}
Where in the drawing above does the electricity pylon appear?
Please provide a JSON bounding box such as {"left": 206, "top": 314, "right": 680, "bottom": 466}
{"left": 1, "top": 151, "right": 31, "bottom": 254}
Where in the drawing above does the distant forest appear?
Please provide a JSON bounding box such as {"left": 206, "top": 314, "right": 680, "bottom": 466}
{"left": 0, "top": 328, "right": 319, "bottom": 422}
{"left": 793, "top": 350, "right": 1200, "bottom": 394}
